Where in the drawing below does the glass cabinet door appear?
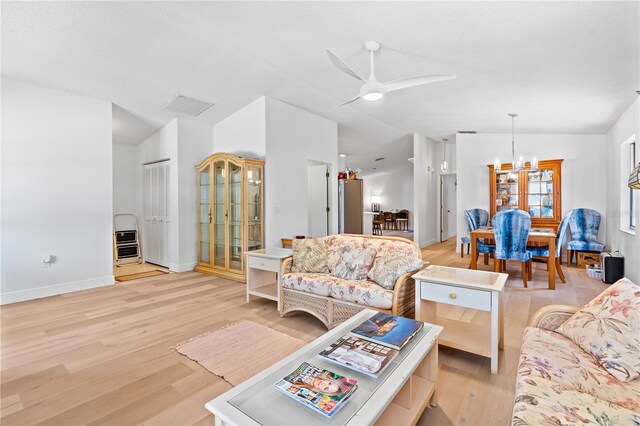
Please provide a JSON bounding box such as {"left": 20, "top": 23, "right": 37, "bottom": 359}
{"left": 213, "top": 160, "right": 226, "bottom": 268}
{"left": 496, "top": 171, "right": 520, "bottom": 212}
{"left": 227, "top": 160, "right": 243, "bottom": 272}
{"left": 527, "top": 169, "right": 554, "bottom": 218}
{"left": 247, "top": 165, "right": 263, "bottom": 251}
{"left": 198, "top": 165, "right": 211, "bottom": 265}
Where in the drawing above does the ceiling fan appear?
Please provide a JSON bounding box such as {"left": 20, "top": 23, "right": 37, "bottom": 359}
{"left": 327, "top": 41, "right": 456, "bottom": 106}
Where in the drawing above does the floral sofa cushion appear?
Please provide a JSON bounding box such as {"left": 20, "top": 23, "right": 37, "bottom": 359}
{"left": 328, "top": 279, "right": 393, "bottom": 310}
{"left": 291, "top": 238, "right": 328, "bottom": 273}
{"left": 517, "top": 327, "right": 640, "bottom": 410}
{"left": 368, "top": 249, "right": 425, "bottom": 290}
{"left": 282, "top": 273, "right": 393, "bottom": 310}
{"left": 325, "top": 235, "right": 377, "bottom": 280}
{"left": 282, "top": 273, "right": 334, "bottom": 297}
{"left": 364, "top": 238, "right": 421, "bottom": 259}
{"left": 556, "top": 278, "right": 640, "bottom": 382}
{"left": 512, "top": 372, "right": 640, "bottom": 426}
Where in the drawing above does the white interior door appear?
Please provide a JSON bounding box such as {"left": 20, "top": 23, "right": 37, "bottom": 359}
{"left": 144, "top": 161, "right": 170, "bottom": 267}
{"left": 440, "top": 174, "right": 457, "bottom": 242}
{"left": 307, "top": 163, "right": 330, "bottom": 237}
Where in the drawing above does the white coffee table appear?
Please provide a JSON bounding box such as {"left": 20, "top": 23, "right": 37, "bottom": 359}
{"left": 245, "top": 248, "right": 292, "bottom": 311}
{"left": 205, "top": 309, "right": 443, "bottom": 425}
{"left": 412, "top": 265, "right": 507, "bottom": 374}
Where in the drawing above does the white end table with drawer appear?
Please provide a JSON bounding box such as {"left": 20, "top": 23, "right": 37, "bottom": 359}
{"left": 245, "top": 248, "right": 292, "bottom": 311}
{"left": 412, "top": 265, "right": 507, "bottom": 374}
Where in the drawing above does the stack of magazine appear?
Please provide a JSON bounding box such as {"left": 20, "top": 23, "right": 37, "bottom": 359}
{"left": 275, "top": 362, "right": 358, "bottom": 418}
{"left": 319, "top": 313, "right": 424, "bottom": 377}
{"left": 274, "top": 313, "right": 425, "bottom": 417}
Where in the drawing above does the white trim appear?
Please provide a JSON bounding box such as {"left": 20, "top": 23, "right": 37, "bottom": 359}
{"left": 169, "top": 262, "right": 197, "bottom": 273}
{"left": 619, "top": 135, "right": 637, "bottom": 233}
{"left": 420, "top": 238, "right": 438, "bottom": 249}
{"left": 0, "top": 275, "right": 115, "bottom": 305}
{"left": 620, "top": 228, "right": 636, "bottom": 236}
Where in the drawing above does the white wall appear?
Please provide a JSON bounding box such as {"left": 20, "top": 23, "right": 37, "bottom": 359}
{"left": 113, "top": 143, "right": 138, "bottom": 215}
{"left": 456, "top": 133, "right": 607, "bottom": 255}
{"left": 605, "top": 98, "right": 640, "bottom": 283}
{"left": 363, "top": 166, "right": 414, "bottom": 225}
{"left": 1, "top": 78, "right": 113, "bottom": 304}
{"left": 213, "top": 97, "right": 266, "bottom": 158}
{"left": 413, "top": 134, "right": 440, "bottom": 248}
{"left": 176, "top": 118, "right": 214, "bottom": 270}
{"left": 265, "top": 97, "right": 338, "bottom": 248}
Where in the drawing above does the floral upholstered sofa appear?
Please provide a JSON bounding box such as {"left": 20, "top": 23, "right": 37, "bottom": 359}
{"left": 279, "top": 234, "right": 425, "bottom": 329}
{"left": 512, "top": 278, "right": 640, "bottom": 425}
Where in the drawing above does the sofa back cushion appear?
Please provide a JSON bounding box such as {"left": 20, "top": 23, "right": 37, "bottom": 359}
{"left": 556, "top": 278, "right": 640, "bottom": 382}
{"left": 291, "top": 238, "right": 329, "bottom": 273}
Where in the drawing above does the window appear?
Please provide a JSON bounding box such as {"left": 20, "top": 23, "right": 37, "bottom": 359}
{"left": 621, "top": 136, "right": 637, "bottom": 234}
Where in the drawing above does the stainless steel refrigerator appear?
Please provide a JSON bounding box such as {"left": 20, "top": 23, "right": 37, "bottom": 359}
{"left": 338, "top": 179, "right": 363, "bottom": 234}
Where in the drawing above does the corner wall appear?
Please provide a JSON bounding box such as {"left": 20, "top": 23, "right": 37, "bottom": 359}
{"left": 605, "top": 98, "right": 639, "bottom": 282}
{"left": 1, "top": 78, "right": 114, "bottom": 304}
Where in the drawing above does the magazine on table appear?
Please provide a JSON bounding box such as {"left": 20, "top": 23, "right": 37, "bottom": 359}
{"left": 319, "top": 334, "right": 399, "bottom": 378}
{"left": 274, "top": 362, "right": 358, "bottom": 418}
{"left": 351, "top": 313, "right": 425, "bottom": 350}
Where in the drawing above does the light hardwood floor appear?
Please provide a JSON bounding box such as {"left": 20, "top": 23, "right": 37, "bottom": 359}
{"left": 1, "top": 239, "right": 608, "bottom": 425}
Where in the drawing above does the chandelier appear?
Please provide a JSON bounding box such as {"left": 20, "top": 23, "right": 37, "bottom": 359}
{"left": 440, "top": 138, "right": 449, "bottom": 172}
{"left": 494, "top": 113, "right": 537, "bottom": 173}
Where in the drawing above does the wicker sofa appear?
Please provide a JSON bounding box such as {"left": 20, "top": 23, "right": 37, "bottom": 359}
{"left": 512, "top": 278, "right": 640, "bottom": 425}
{"left": 279, "top": 234, "right": 424, "bottom": 329}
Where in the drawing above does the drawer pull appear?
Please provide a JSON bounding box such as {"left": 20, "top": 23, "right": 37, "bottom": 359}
{"left": 449, "top": 293, "right": 457, "bottom": 299}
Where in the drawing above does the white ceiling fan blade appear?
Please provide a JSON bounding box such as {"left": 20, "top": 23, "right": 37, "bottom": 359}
{"left": 385, "top": 74, "right": 456, "bottom": 93}
{"left": 326, "top": 49, "right": 366, "bottom": 82}
{"left": 336, "top": 94, "right": 361, "bottom": 107}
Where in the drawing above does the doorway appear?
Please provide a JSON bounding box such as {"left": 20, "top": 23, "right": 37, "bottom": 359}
{"left": 143, "top": 160, "right": 170, "bottom": 267}
{"left": 307, "top": 162, "right": 331, "bottom": 237}
{"left": 440, "top": 174, "right": 457, "bottom": 242}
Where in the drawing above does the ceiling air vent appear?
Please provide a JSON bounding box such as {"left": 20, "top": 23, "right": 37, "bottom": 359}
{"left": 458, "top": 130, "right": 477, "bottom": 134}
{"left": 163, "top": 94, "right": 213, "bottom": 116}
{"left": 374, "top": 157, "right": 385, "bottom": 162}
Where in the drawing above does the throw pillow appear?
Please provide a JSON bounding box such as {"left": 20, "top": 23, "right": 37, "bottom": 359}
{"left": 368, "top": 250, "right": 426, "bottom": 290}
{"left": 291, "top": 239, "right": 328, "bottom": 274}
{"left": 329, "top": 246, "right": 377, "bottom": 280}
{"left": 556, "top": 278, "right": 640, "bottom": 382}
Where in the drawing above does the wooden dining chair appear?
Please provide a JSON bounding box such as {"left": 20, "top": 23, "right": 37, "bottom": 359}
{"left": 395, "top": 210, "right": 409, "bottom": 230}
{"left": 383, "top": 211, "right": 395, "bottom": 230}
{"left": 372, "top": 214, "right": 384, "bottom": 235}
{"left": 492, "top": 209, "right": 534, "bottom": 287}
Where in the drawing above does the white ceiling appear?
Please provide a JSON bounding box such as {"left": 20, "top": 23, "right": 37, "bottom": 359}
{"left": 2, "top": 1, "right": 638, "bottom": 172}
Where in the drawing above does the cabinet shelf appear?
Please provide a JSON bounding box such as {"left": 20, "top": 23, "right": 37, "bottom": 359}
{"left": 196, "top": 153, "right": 265, "bottom": 283}
{"left": 489, "top": 159, "right": 563, "bottom": 229}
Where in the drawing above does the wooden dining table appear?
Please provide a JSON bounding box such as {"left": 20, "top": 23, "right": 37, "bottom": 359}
{"left": 470, "top": 227, "right": 557, "bottom": 289}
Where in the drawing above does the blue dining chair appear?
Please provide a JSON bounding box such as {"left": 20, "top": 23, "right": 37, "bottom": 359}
{"left": 566, "top": 209, "right": 605, "bottom": 266}
{"left": 528, "top": 211, "right": 572, "bottom": 283}
{"left": 461, "top": 209, "right": 493, "bottom": 260}
{"left": 492, "top": 209, "right": 533, "bottom": 287}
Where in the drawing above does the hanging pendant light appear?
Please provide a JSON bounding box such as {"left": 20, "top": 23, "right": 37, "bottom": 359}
{"left": 495, "top": 113, "right": 537, "bottom": 173}
{"left": 629, "top": 162, "right": 640, "bottom": 189}
{"left": 440, "top": 138, "right": 449, "bottom": 172}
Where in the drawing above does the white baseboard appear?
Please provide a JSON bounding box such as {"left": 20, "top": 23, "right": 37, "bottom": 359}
{"left": 169, "top": 262, "right": 197, "bottom": 273}
{"left": 419, "top": 239, "right": 438, "bottom": 249}
{"left": 0, "top": 275, "right": 115, "bottom": 305}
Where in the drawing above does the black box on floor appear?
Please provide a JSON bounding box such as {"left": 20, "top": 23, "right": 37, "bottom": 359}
{"left": 600, "top": 252, "right": 624, "bottom": 284}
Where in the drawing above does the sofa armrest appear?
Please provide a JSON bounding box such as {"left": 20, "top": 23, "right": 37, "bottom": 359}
{"left": 280, "top": 256, "right": 293, "bottom": 276}
{"left": 391, "top": 262, "right": 429, "bottom": 318}
{"left": 528, "top": 305, "right": 580, "bottom": 330}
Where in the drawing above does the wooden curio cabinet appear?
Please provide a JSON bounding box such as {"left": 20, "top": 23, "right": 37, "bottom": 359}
{"left": 195, "top": 153, "right": 264, "bottom": 282}
{"left": 488, "top": 159, "right": 563, "bottom": 230}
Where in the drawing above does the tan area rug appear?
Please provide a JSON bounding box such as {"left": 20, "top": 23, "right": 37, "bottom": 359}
{"left": 174, "top": 321, "right": 306, "bottom": 386}
{"left": 115, "top": 270, "right": 168, "bottom": 282}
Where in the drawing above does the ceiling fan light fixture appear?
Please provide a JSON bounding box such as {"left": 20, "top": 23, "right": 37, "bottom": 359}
{"left": 360, "top": 81, "right": 386, "bottom": 102}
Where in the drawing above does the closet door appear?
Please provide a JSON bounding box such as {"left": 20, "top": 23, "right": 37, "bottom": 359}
{"left": 144, "top": 161, "right": 170, "bottom": 267}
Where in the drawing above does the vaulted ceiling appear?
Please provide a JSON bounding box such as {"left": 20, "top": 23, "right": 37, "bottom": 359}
{"left": 2, "top": 1, "right": 638, "bottom": 174}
